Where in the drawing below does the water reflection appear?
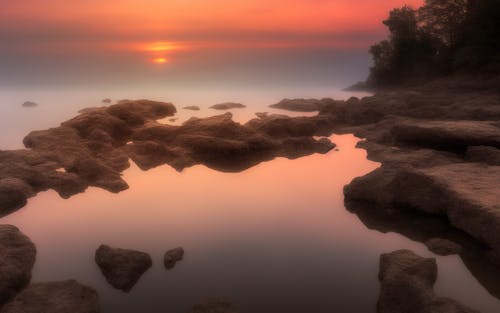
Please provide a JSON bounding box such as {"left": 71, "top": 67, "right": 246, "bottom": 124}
{"left": 346, "top": 200, "right": 500, "bottom": 300}
{"left": 1, "top": 134, "right": 499, "bottom": 313}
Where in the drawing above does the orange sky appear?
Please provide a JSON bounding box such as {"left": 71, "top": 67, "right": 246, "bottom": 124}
{"left": 1, "top": 0, "right": 423, "bottom": 52}
{"left": 0, "top": 0, "right": 424, "bottom": 86}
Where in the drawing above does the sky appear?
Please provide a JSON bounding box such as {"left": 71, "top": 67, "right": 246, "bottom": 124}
{"left": 0, "top": 0, "right": 423, "bottom": 88}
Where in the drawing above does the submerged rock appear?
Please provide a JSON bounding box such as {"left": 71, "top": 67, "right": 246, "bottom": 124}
{"left": 425, "top": 238, "right": 463, "bottom": 256}
{"left": 95, "top": 245, "right": 152, "bottom": 292}
{"left": 0, "top": 225, "right": 36, "bottom": 306}
{"left": 0, "top": 280, "right": 99, "bottom": 313}
{"left": 21, "top": 101, "right": 38, "bottom": 108}
{"left": 189, "top": 299, "right": 238, "bottom": 313}
{"left": 183, "top": 105, "right": 201, "bottom": 111}
{"left": 378, "top": 250, "right": 478, "bottom": 313}
{"left": 210, "top": 102, "right": 246, "bottom": 110}
{"left": 164, "top": 247, "right": 184, "bottom": 269}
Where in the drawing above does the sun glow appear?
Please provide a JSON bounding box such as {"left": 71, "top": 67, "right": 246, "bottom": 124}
{"left": 152, "top": 57, "right": 168, "bottom": 64}
{"left": 146, "top": 42, "right": 178, "bottom": 52}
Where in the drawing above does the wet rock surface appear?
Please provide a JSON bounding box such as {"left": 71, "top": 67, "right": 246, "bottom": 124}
{"left": 0, "top": 99, "right": 336, "bottom": 215}
{"left": 0, "top": 225, "right": 37, "bottom": 307}
{"left": 333, "top": 77, "right": 500, "bottom": 272}
{"left": 164, "top": 247, "right": 184, "bottom": 269}
{"left": 378, "top": 249, "right": 479, "bottom": 313}
{"left": 95, "top": 244, "right": 152, "bottom": 292}
{"left": 0, "top": 280, "right": 100, "bottom": 313}
{"left": 210, "top": 102, "right": 246, "bottom": 110}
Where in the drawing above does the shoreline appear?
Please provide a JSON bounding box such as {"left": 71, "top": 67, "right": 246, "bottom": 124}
{"left": 0, "top": 75, "right": 499, "bottom": 312}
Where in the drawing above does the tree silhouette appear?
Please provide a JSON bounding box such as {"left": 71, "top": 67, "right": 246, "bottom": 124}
{"left": 367, "top": 0, "right": 499, "bottom": 87}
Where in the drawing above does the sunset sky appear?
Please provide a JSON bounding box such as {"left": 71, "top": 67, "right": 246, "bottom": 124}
{"left": 0, "top": 0, "right": 423, "bottom": 87}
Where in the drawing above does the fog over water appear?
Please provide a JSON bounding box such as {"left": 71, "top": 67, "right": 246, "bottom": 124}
{"left": 2, "top": 1, "right": 499, "bottom": 312}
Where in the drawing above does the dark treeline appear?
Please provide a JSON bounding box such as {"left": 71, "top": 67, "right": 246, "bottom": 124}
{"left": 367, "top": 0, "right": 500, "bottom": 87}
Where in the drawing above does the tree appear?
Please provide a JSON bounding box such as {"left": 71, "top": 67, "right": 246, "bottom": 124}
{"left": 367, "top": 6, "right": 437, "bottom": 86}
{"left": 418, "top": 0, "right": 468, "bottom": 46}
{"left": 366, "top": 0, "right": 499, "bottom": 87}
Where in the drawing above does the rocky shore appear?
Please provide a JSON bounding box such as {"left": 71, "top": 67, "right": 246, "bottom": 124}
{"left": 0, "top": 100, "right": 335, "bottom": 217}
{"left": 0, "top": 75, "right": 498, "bottom": 312}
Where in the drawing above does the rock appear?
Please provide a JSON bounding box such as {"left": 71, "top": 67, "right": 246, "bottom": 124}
{"left": 0, "top": 225, "right": 36, "bottom": 306}
{"left": 0, "top": 179, "right": 28, "bottom": 216}
{"left": 391, "top": 120, "right": 500, "bottom": 152}
{"left": 1, "top": 100, "right": 337, "bottom": 216}
{"left": 183, "top": 106, "right": 200, "bottom": 111}
{"left": 345, "top": 200, "right": 500, "bottom": 299}
{"left": 425, "top": 238, "right": 463, "bottom": 256}
{"left": 21, "top": 101, "right": 38, "bottom": 108}
{"left": 270, "top": 98, "right": 327, "bottom": 112}
{"left": 378, "top": 250, "right": 479, "bottom": 313}
{"left": 246, "top": 114, "right": 333, "bottom": 138}
{"left": 255, "top": 112, "right": 269, "bottom": 119}
{"left": 129, "top": 112, "right": 335, "bottom": 172}
{"left": 101, "top": 98, "right": 112, "bottom": 103}
{"left": 0, "top": 280, "right": 99, "bottom": 313}
{"left": 345, "top": 163, "right": 500, "bottom": 260}
{"left": 466, "top": 145, "right": 500, "bottom": 165}
{"left": 169, "top": 118, "right": 178, "bottom": 122}
{"left": 210, "top": 102, "right": 246, "bottom": 110}
{"left": 189, "top": 299, "right": 238, "bottom": 313}
{"left": 164, "top": 247, "right": 184, "bottom": 269}
{"left": 95, "top": 245, "right": 152, "bottom": 292}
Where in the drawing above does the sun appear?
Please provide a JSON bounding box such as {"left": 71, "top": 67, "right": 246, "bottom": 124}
{"left": 152, "top": 57, "right": 168, "bottom": 64}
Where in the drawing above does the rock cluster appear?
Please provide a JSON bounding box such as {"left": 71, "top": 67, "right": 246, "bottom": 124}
{"left": 0, "top": 100, "right": 335, "bottom": 216}
{"left": 0, "top": 225, "right": 99, "bottom": 312}
{"left": 331, "top": 78, "right": 500, "bottom": 267}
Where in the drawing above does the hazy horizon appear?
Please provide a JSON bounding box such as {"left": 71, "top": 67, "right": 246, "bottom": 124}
{"left": 0, "top": 0, "right": 423, "bottom": 88}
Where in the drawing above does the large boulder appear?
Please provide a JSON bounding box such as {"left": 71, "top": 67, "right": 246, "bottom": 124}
{"left": 378, "top": 250, "right": 479, "bottom": 313}
{"left": 95, "top": 245, "right": 152, "bottom": 292}
{"left": 0, "top": 280, "right": 99, "bottom": 313}
{"left": 0, "top": 225, "right": 36, "bottom": 306}
{"left": 345, "top": 163, "right": 500, "bottom": 264}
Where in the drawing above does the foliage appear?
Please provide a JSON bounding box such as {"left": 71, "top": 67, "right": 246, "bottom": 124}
{"left": 367, "top": 0, "right": 500, "bottom": 87}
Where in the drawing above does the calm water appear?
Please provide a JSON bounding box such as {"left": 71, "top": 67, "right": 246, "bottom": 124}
{"left": 0, "top": 86, "right": 499, "bottom": 313}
